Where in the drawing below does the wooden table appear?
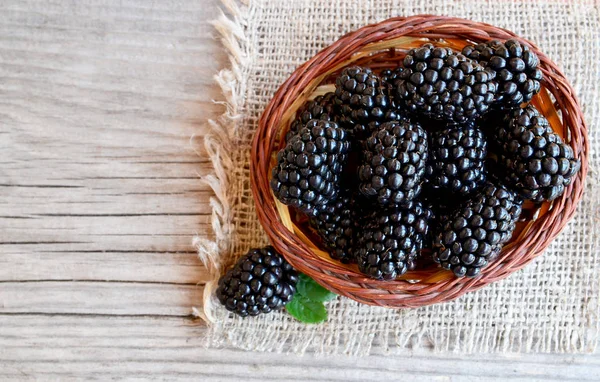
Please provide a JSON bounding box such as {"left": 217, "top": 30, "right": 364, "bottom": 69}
{"left": 1, "top": 0, "right": 598, "bottom": 379}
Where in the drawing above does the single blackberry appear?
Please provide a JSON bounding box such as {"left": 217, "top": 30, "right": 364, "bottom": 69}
{"left": 271, "top": 119, "right": 350, "bottom": 217}
{"left": 217, "top": 246, "right": 299, "bottom": 317}
{"left": 334, "top": 66, "right": 399, "bottom": 140}
{"left": 492, "top": 105, "right": 580, "bottom": 202}
{"left": 432, "top": 182, "right": 523, "bottom": 277}
{"left": 286, "top": 92, "right": 336, "bottom": 142}
{"left": 426, "top": 123, "right": 488, "bottom": 195}
{"left": 309, "top": 191, "right": 357, "bottom": 263}
{"left": 462, "top": 39, "right": 542, "bottom": 107}
{"left": 358, "top": 120, "right": 428, "bottom": 206}
{"left": 394, "top": 44, "right": 497, "bottom": 123}
{"left": 355, "top": 201, "right": 432, "bottom": 280}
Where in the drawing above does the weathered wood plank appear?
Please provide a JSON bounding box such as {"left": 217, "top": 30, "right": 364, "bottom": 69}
{"left": 0, "top": 282, "right": 202, "bottom": 316}
{"left": 0, "top": 251, "right": 210, "bottom": 283}
{"left": 1, "top": 315, "right": 599, "bottom": 381}
{"left": 1, "top": 214, "right": 211, "bottom": 254}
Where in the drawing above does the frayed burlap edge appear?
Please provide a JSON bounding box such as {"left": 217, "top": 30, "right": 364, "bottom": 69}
{"left": 192, "top": 0, "right": 249, "bottom": 325}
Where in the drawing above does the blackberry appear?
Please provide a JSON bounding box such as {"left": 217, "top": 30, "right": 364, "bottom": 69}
{"left": 217, "top": 246, "right": 299, "bottom": 317}
{"left": 358, "top": 120, "right": 428, "bottom": 206}
{"left": 394, "top": 44, "right": 497, "bottom": 123}
{"left": 432, "top": 182, "right": 523, "bottom": 277}
{"left": 286, "top": 92, "right": 336, "bottom": 142}
{"left": 309, "top": 191, "right": 357, "bottom": 263}
{"left": 355, "top": 201, "right": 432, "bottom": 280}
{"left": 426, "top": 123, "right": 488, "bottom": 195}
{"left": 334, "top": 66, "right": 399, "bottom": 140}
{"left": 462, "top": 39, "right": 542, "bottom": 107}
{"left": 493, "top": 105, "right": 580, "bottom": 202}
{"left": 271, "top": 119, "right": 350, "bottom": 217}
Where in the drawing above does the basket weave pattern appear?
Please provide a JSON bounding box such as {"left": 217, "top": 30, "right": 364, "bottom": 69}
{"left": 251, "top": 15, "right": 588, "bottom": 308}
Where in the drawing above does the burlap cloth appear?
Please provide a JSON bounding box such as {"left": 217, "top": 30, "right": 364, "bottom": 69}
{"left": 195, "top": 0, "right": 600, "bottom": 355}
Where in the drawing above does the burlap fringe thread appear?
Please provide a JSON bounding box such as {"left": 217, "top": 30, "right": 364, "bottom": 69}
{"left": 192, "top": 0, "right": 249, "bottom": 325}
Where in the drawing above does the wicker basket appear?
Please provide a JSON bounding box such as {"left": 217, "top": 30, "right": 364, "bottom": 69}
{"left": 250, "top": 15, "right": 588, "bottom": 308}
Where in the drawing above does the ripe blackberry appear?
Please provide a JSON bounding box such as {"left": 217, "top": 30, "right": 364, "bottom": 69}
{"left": 217, "top": 246, "right": 299, "bottom": 317}
{"left": 334, "top": 66, "right": 399, "bottom": 140}
{"left": 355, "top": 201, "right": 432, "bottom": 280}
{"left": 358, "top": 120, "right": 428, "bottom": 206}
{"left": 493, "top": 105, "right": 580, "bottom": 202}
{"left": 309, "top": 191, "right": 357, "bottom": 263}
{"left": 432, "top": 182, "right": 523, "bottom": 277}
{"left": 286, "top": 92, "right": 336, "bottom": 142}
{"left": 271, "top": 119, "right": 350, "bottom": 217}
{"left": 462, "top": 39, "right": 542, "bottom": 107}
{"left": 426, "top": 123, "right": 488, "bottom": 195}
{"left": 394, "top": 44, "right": 497, "bottom": 123}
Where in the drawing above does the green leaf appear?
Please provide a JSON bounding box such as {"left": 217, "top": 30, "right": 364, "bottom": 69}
{"left": 296, "top": 274, "right": 337, "bottom": 302}
{"left": 285, "top": 295, "right": 328, "bottom": 324}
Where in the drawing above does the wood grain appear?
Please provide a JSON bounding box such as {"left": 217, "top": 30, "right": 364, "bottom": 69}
{"left": 0, "top": 0, "right": 597, "bottom": 379}
{"left": 2, "top": 315, "right": 600, "bottom": 381}
{"left": 0, "top": 0, "right": 221, "bottom": 296}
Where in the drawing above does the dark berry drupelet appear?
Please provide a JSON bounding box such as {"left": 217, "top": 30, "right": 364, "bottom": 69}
{"left": 309, "top": 190, "right": 358, "bottom": 263}
{"left": 426, "top": 123, "right": 488, "bottom": 195}
{"left": 334, "top": 66, "right": 400, "bottom": 140}
{"left": 493, "top": 105, "right": 580, "bottom": 202}
{"left": 432, "top": 182, "right": 523, "bottom": 277}
{"left": 217, "top": 246, "right": 299, "bottom": 317}
{"left": 380, "top": 67, "right": 406, "bottom": 87}
{"left": 394, "top": 44, "right": 497, "bottom": 123}
{"left": 271, "top": 119, "right": 350, "bottom": 217}
{"left": 358, "top": 120, "right": 428, "bottom": 206}
{"left": 355, "top": 201, "right": 432, "bottom": 280}
{"left": 462, "top": 39, "right": 542, "bottom": 107}
{"left": 286, "top": 92, "right": 337, "bottom": 142}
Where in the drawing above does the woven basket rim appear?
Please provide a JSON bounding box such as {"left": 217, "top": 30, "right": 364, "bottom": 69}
{"left": 250, "top": 15, "right": 589, "bottom": 308}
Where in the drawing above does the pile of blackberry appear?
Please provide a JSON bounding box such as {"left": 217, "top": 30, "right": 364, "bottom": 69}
{"left": 267, "top": 40, "right": 581, "bottom": 281}
{"left": 212, "top": 40, "right": 583, "bottom": 323}
{"left": 215, "top": 38, "right": 582, "bottom": 319}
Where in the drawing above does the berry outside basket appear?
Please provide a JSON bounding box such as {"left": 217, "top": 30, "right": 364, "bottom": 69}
{"left": 250, "top": 15, "right": 588, "bottom": 308}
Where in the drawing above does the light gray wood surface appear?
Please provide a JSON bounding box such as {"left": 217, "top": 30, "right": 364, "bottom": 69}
{"left": 1, "top": 0, "right": 597, "bottom": 380}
